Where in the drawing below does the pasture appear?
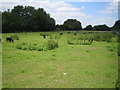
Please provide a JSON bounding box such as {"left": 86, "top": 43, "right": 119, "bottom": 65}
{"left": 2, "top": 31, "right": 118, "bottom": 88}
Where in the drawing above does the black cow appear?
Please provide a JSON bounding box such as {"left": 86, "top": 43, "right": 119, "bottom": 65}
{"left": 43, "top": 35, "right": 46, "bottom": 38}
{"left": 74, "top": 33, "right": 77, "bottom": 35}
{"left": 6, "top": 37, "right": 14, "bottom": 42}
{"left": 59, "top": 33, "right": 63, "bottom": 35}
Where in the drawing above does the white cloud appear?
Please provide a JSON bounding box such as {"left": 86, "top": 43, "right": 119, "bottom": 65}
{"left": 79, "top": 16, "right": 117, "bottom": 28}
{"left": 55, "top": 7, "right": 79, "bottom": 12}
{"left": 92, "top": 16, "right": 117, "bottom": 27}
{"left": 1, "top": 0, "right": 119, "bottom": 2}
{"left": 107, "top": 1, "right": 118, "bottom": 10}
{"left": 99, "top": 1, "right": 118, "bottom": 14}
{"left": 99, "top": 10, "right": 113, "bottom": 14}
{"left": 51, "top": 11, "right": 92, "bottom": 26}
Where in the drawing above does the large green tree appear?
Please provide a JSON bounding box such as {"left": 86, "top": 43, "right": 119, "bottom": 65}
{"left": 63, "top": 19, "right": 82, "bottom": 30}
{"left": 93, "top": 24, "right": 110, "bottom": 31}
{"left": 2, "top": 5, "right": 56, "bottom": 33}
{"left": 84, "top": 25, "right": 93, "bottom": 30}
{"left": 112, "top": 20, "right": 120, "bottom": 31}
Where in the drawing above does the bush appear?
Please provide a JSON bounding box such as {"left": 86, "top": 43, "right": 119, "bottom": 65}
{"left": 10, "top": 35, "right": 19, "bottom": 40}
{"left": 67, "top": 34, "right": 93, "bottom": 45}
{"left": 16, "top": 42, "right": 45, "bottom": 51}
{"left": 37, "top": 44, "right": 47, "bottom": 51}
{"left": 16, "top": 43, "right": 28, "bottom": 50}
{"left": 16, "top": 40, "right": 58, "bottom": 51}
{"left": 93, "top": 32, "right": 113, "bottom": 42}
{"left": 46, "top": 39, "right": 58, "bottom": 50}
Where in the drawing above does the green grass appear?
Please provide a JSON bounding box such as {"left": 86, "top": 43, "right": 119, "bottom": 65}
{"left": 2, "top": 31, "right": 118, "bottom": 88}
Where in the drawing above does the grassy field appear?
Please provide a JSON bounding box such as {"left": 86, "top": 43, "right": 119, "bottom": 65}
{"left": 2, "top": 31, "right": 118, "bottom": 88}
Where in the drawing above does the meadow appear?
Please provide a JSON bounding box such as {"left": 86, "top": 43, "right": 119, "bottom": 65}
{"left": 2, "top": 31, "right": 118, "bottom": 88}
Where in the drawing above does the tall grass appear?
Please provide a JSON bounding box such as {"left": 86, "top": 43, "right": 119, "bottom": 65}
{"left": 67, "top": 31, "right": 114, "bottom": 45}
{"left": 93, "top": 32, "right": 113, "bottom": 42}
{"left": 67, "top": 34, "right": 93, "bottom": 45}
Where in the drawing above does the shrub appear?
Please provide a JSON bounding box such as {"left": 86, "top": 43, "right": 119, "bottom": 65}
{"left": 67, "top": 34, "right": 93, "bottom": 45}
{"left": 16, "top": 40, "right": 58, "bottom": 51}
{"left": 37, "top": 44, "right": 47, "bottom": 51}
{"left": 93, "top": 32, "right": 113, "bottom": 42}
{"left": 16, "top": 43, "right": 29, "bottom": 50}
{"left": 10, "top": 35, "right": 19, "bottom": 40}
{"left": 46, "top": 39, "right": 58, "bottom": 50}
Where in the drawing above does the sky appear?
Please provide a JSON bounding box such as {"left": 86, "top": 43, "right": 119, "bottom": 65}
{"left": 0, "top": 0, "right": 119, "bottom": 28}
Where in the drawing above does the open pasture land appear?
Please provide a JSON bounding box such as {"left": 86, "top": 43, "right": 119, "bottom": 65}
{"left": 2, "top": 31, "right": 118, "bottom": 88}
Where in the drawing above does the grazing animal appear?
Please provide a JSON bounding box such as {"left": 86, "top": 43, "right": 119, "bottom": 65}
{"left": 6, "top": 37, "right": 14, "bottom": 42}
{"left": 74, "top": 33, "right": 77, "bottom": 35}
{"left": 43, "top": 35, "right": 46, "bottom": 38}
{"left": 91, "top": 38, "right": 94, "bottom": 41}
{"left": 0, "top": 38, "right": 1, "bottom": 42}
{"left": 59, "top": 33, "right": 63, "bottom": 35}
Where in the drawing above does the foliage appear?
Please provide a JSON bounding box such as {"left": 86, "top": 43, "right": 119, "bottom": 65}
{"left": 2, "top": 5, "right": 120, "bottom": 32}
{"left": 67, "top": 34, "right": 93, "bottom": 45}
{"left": 56, "top": 24, "right": 64, "bottom": 30}
{"left": 93, "top": 24, "right": 110, "bottom": 31}
{"left": 63, "top": 19, "right": 82, "bottom": 30}
{"left": 46, "top": 39, "right": 58, "bottom": 50}
{"left": 112, "top": 20, "right": 120, "bottom": 31}
{"left": 2, "top": 5, "right": 55, "bottom": 33}
{"left": 93, "top": 32, "right": 113, "bottom": 42}
{"left": 16, "top": 42, "right": 47, "bottom": 51}
{"left": 84, "top": 25, "right": 93, "bottom": 30}
{"left": 16, "top": 39, "right": 58, "bottom": 51}
{"left": 67, "top": 32, "right": 114, "bottom": 45}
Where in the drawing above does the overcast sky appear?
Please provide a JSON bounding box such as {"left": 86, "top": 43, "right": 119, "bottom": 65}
{"left": 0, "top": 0, "right": 119, "bottom": 28}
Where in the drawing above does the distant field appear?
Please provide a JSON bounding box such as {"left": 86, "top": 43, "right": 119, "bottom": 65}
{"left": 2, "top": 31, "right": 118, "bottom": 88}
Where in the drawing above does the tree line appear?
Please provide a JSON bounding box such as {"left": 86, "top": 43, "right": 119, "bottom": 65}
{"left": 2, "top": 5, "right": 120, "bottom": 33}
{"left": 2, "top": 5, "right": 55, "bottom": 33}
